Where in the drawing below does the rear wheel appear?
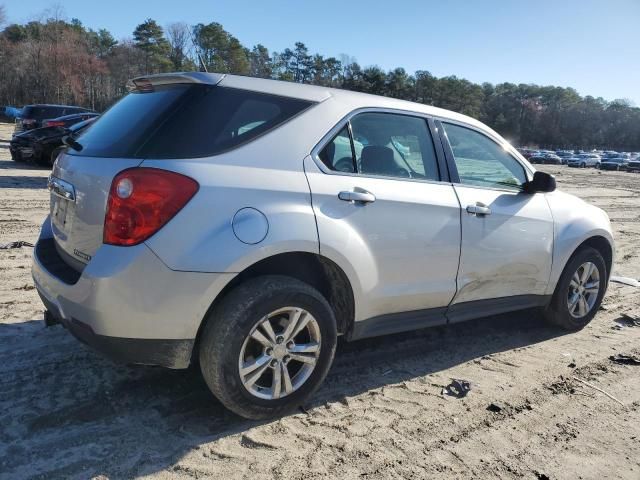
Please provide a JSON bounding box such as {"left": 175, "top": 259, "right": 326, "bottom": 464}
{"left": 544, "top": 247, "right": 607, "bottom": 331}
{"left": 199, "top": 275, "right": 337, "bottom": 419}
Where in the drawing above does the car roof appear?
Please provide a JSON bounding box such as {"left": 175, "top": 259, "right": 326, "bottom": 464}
{"left": 131, "top": 72, "right": 499, "bottom": 139}
{"left": 24, "top": 104, "right": 86, "bottom": 109}
{"left": 51, "top": 112, "right": 98, "bottom": 121}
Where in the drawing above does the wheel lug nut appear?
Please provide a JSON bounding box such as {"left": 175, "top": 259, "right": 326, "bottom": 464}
{"left": 270, "top": 359, "right": 278, "bottom": 368}
{"left": 286, "top": 341, "right": 294, "bottom": 349}
{"left": 265, "top": 347, "right": 273, "bottom": 356}
{"left": 276, "top": 336, "right": 284, "bottom": 344}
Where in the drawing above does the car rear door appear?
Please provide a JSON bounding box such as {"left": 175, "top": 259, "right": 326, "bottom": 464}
{"left": 305, "top": 111, "right": 461, "bottom": 332}
{"left": 437, "top": 120, "right": 554, "bottom": 322}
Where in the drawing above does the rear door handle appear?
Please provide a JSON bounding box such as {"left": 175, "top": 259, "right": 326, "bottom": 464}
{"left": 466, "top": 203, "right": 491, "bottom": 216}
{"left": 338, "top": 190, "right": 376, "bottom": 204}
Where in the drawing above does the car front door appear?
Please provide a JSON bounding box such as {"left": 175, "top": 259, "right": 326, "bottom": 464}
{"left": 304, "top": 112, "right": 461, "bottom": 335}
{"left": 438, "top": 121, "right": 554, "bottom": 322}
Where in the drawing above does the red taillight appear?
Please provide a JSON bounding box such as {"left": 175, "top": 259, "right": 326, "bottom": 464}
{"left": 104, "top": 168, "right": 199, "bottom": 246}
{"left": 45, "top": 120, "right": 65, "bottom": 127}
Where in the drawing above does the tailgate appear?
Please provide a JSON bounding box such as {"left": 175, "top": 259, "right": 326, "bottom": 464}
{"left": 49, "top": 152, "right": 141, "bottom": 269}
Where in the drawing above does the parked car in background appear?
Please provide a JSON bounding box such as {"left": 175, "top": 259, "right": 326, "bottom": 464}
{"left": 599, "top": 157, "right": 629, "bottom": 171}
{"left": 10, "top": 117, "right": 97, "bottom": 166}
{"left": 1, "top": 106, "right": 22, "bottom": 122}
{"left": 517, "top": 147, "right": 536, "bottom": 159}
{"left": 555, "top": 150, "right": 574, "bottom": 163}
{"left": 42, "top": 112, "right": 99, "bottom": 128}
{"left": 627, "top": 158, "right": 640, "bottom": 173}
{"left": 530, "top": 152, "right": 563, "bottom": 165}
{"left": 13, "top": 104, "right": 94, "bottom": 135}
{"left": 567, "top": 153, "right": 601, "bottom": 168}
{"left": 33, "top": 72, "right": 614, "bottom": 419}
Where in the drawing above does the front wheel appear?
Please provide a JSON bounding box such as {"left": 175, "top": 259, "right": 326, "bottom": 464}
{"left": 199, "top": 275, "right": 337, "bottom": 419}
{"left": 544, "top": 247, "right": 607, "bottom": 331}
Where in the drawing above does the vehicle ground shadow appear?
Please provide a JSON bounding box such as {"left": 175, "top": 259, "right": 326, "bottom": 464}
{"left": 0, "top": 309, "right": 562, "bottom": 478}
{"left": 0, "top": 159, "right": 50, "bottom": 171}
{"left": 0, "top": 175, "right": 48, "bottom": 189}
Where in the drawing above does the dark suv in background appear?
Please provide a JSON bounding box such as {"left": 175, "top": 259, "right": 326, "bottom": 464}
{"left": 14, "top": 104, "right": 94, "bottom": 135}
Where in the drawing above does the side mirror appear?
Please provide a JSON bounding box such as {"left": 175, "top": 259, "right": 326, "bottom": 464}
{"left": 524, "top": 171, "right": 556, "bottom": 193}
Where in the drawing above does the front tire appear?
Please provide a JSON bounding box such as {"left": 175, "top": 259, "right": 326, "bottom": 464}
{"left": 544, "top": 247, "right": 607, "bottom": 331}
{"left": 199, "top": 275, "right": 337, "bottom": 419}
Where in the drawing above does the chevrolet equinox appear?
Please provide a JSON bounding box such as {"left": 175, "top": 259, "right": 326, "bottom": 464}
{"left": 33, "top": 72, "right": 614, "bottom": 419}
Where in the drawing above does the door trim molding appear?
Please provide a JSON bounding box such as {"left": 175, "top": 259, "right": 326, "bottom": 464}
{"left": 349, "top": 295, "right": 551, "bottom": 341}
{"left": 350, "top": 307, "right": 448, "bottom": 340}
{"left": 446, "top": 294, "right": 551, "bottom": 324}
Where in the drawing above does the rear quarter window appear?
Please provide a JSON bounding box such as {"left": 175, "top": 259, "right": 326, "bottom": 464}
{"left": 73, "top": 85, "right": 313, "bottom": 159}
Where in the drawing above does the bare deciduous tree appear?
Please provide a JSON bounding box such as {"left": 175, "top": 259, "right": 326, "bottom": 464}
{"left": 166, "top": 22, "right": 190, "bottom": 70}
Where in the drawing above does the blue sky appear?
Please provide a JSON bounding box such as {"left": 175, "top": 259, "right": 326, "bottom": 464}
{"left": 4, "top": 0, "right": 640, "bottom": 104}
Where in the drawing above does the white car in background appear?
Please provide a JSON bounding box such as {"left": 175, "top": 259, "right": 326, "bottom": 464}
{"left": 567, "top": 153, "right": 601, "bottom": 168}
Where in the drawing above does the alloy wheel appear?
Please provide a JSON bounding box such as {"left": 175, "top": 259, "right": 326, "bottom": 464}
{"left": 567, "top": 262, "right": 600, "bottom": 318}
{"left": 238, "top": 307, "right": 321, "bottom": 400}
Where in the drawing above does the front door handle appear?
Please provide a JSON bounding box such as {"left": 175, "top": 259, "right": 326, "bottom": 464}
{"left": 466, "top": 203, "right": 491, "bottom": 216}
{"left": 338, "top": 190, "right": 376, "bottom": 204}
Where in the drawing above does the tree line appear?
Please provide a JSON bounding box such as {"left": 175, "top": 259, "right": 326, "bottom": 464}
{"left": 1, "top": 8, "right": 638, "bottom": 150}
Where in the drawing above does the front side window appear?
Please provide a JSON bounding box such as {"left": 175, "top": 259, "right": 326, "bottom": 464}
{"left": 443, "top": 123, "right": 527, "bottom": 190}
{"left": 318, "top": 112, "right": 439, "bottom": 181}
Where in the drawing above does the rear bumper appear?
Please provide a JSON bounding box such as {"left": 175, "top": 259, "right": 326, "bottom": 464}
{"left": 40, "top": 295, "right": 194, "bottom": 368}
{"left": 32, "top": 216, "right": 235, "bottom": 368}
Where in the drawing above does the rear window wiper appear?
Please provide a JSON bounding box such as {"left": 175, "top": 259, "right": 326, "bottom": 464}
{"left": 62, "top": 135, "right": 83, "bottom": 152}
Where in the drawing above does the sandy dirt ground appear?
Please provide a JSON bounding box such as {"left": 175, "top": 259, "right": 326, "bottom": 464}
{"left": 0, "top": 121, "right": 639, "bottom": 480}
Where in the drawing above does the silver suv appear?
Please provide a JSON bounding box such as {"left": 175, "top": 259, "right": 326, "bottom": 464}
{"left": 33, "top": 73, "right": 614, "bottom": 419}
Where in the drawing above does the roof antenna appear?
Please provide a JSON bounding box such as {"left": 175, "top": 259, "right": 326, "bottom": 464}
{"left": 188, "top": 27, "right": 208, "bottom": 73}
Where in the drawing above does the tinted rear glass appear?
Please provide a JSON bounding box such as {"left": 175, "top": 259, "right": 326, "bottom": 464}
{"left": 23, "top": 106, "right": 66, "bottom": 120}
{"left": 72, "top": 84, "right": 313, "bottom": 158}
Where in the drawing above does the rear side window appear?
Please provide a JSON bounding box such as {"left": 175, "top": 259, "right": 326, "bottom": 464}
{"left": 73, "top": 85, "right": 312, "bottom": 158}
{"left": 319, "top": 112, "right": 439, "bottom": 181}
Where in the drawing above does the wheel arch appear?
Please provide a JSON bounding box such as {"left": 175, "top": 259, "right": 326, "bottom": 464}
{"left": 577, "top": 235, "right": 613, "bottom": 279}
{"left": 549, "top": 233, "right": 614, "bottom": 297}
{"left": 193, "top": 252, "right": 356, "bottom": 360}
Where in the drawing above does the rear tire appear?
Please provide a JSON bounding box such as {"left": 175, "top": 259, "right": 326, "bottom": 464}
{"left": 544, "top": 247, "right": 607, "bottom": 331}
{"left": 199, "top": 275, "right": 337, "bottom": 419}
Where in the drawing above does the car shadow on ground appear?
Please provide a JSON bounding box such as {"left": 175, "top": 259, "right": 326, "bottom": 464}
{"left": 0, "top": 159, "right": 50, "bottom": 171}
{"left": 0, "top": 309, "right": 567, "bottom": 478}
{"left": 0, "top": 175, "right": 48, "bottom": 189}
